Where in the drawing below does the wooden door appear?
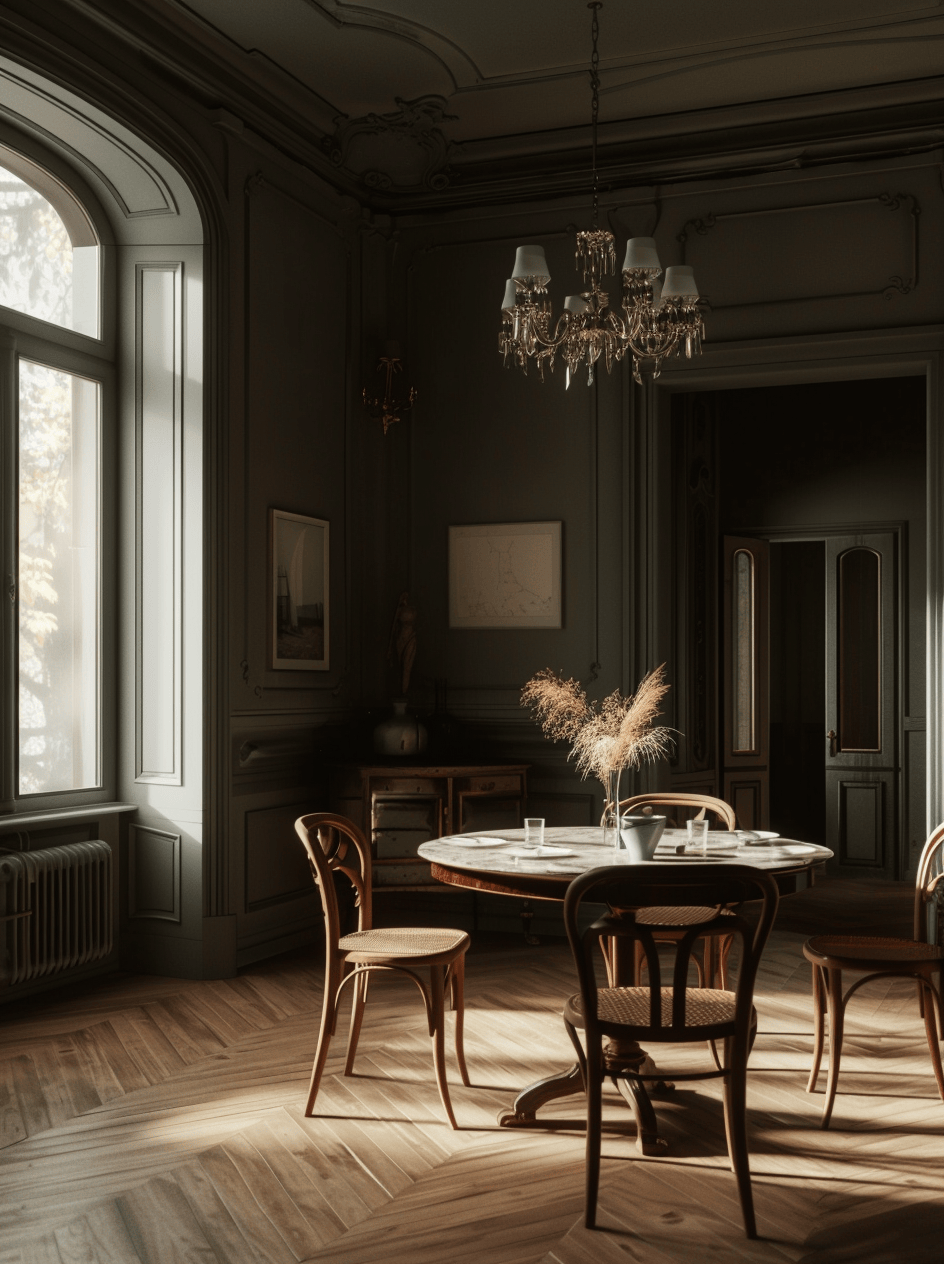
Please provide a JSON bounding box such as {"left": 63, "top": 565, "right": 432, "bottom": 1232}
{"left": 722, "top": 536, "right": 770, "bottom": 829}
{"left": 824, "top": 532, "right": 899, "bottom": 874}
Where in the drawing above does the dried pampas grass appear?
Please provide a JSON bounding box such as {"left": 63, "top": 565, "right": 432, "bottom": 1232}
{"left": 521, "top": 664, "right": 673, "bottom": 780}
{"left": 520, "top": 669, "right": 590, "bottom": 743}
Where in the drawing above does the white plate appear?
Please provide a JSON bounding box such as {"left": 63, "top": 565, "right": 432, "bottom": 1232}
{"left": 735, "top": 829, "right": 780, "bottom": 843}
{"left": 776, "top": 843, "right": 820, "bottom": 855}
{"left": 506, "top": 846, "right": 576, "bottom": 858}
{"left": 444, "top": 837, "right": 508, "bottom": 848}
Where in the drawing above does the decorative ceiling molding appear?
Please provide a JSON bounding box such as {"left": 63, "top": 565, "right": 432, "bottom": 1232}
{"left": 300, "top": 0, "right": 481, "bottom": 88}
{"left": 5, "top": 0, "right": 944, "bottom": 219}
{"left": 169, "top": 0, "right": 944, "bottom": 137}
{"left": 293, "top": 2, "right": 944, "bottom": 100}
{"left": 599, "top": 25, "right": 944, "bottom": 100}
{"left": 326, "top": 94, "right": 457, "bottom": 192}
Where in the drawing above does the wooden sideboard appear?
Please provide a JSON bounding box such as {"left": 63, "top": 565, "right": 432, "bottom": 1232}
{"left": 328, "top": 763, "right": 528, "bottom": 893}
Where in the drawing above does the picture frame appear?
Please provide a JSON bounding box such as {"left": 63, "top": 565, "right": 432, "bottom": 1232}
{"left": 270, "top": 509, "right": 329, "bottom": 670}
{"left": 448, "top": 521, "right": 562, "bottom": 628}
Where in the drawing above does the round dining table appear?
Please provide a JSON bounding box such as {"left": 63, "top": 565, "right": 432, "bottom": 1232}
{"left": 418, "top": 825, "right": 833, "bottom": 1152}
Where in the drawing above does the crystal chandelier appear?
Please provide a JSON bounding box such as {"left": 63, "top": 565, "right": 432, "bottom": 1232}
{"left": 499, "top": 2, "right": 705, "bottom": 387}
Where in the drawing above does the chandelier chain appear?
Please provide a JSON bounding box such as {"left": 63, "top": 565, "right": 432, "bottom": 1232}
{"left": 589, "top": 2, "right": 601, "bottom": 230}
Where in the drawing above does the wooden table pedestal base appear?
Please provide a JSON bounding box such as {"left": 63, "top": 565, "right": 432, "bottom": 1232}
{"left": 497, "top": 1043, "right": 671, "bottom": 1156}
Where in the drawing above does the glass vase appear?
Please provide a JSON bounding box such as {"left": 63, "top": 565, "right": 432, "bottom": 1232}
{"left": 601, "top": 767, "right": 622, "bottom": 848}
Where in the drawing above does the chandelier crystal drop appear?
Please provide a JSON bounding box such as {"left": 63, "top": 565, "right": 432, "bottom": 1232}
{"left": 498, "top": 3, "right": 706, "bottom": 387}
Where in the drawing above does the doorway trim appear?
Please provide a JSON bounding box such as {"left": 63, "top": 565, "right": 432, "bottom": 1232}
{"left": 637, "top": 324, "right": 943, "bottom": 842}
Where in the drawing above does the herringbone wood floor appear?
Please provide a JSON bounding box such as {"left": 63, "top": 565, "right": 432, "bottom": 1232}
{"left": 0, "top": 878, "right": 940, "bottom": 1263}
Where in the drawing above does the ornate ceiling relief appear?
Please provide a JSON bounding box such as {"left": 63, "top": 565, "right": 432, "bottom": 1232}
{"left": 326, "top": 95, "right": 458, "bottom": 192}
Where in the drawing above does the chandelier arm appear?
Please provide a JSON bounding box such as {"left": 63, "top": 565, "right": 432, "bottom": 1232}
{"left": 516, "top": 308, "right": 575, "bottom": 352}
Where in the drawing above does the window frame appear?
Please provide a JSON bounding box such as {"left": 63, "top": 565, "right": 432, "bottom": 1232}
{"left": 0, "top": 151, "right": 116, "bottom": 815}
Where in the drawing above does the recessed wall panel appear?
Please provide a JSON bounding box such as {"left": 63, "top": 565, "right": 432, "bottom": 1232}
{"left": 245, "top": 803, "right": 316, "bottom": 911}
{"left": 135, "top": 263, "right": 182, "bottom": 783}
{"left": 129, "top": 824, "right": 180, "bottom": 921}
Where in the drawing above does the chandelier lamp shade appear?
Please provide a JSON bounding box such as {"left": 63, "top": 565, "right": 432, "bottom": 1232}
{"left": 498, "top": 4, "right": 706, "bottom": 387}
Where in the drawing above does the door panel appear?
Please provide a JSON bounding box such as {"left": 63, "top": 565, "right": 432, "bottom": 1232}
{"left": 722, "top": 536, "right": 770, "bottom": 827}
{"left": 825, "top": 772, "right": 894, "bottom": 868}
{"left": 723, "top": 772, "right": 769, "bottom": 832}
{"left": 824, "top": 532, "right": 898, "bottom": 874}
{"left": 826, "top": 534, "right": 896, "bottom": 768}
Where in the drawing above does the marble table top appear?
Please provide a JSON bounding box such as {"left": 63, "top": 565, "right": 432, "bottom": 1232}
{"left": 418, "top": 826, "right": 833, "bottom": 882}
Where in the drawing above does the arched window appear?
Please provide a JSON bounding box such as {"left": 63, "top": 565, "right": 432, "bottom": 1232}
{"left": 1, "top": 145, "right": 107, "bottom": 799}
{"left": 0, "top": 148, "right": 99, "bottom": 337}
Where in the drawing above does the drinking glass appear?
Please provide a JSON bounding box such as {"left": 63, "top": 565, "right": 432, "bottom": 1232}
{"left": 524, "top": 818, "right": 545, "bottom": 848}
{"left": 686, "top": 817, "right": 708, "bottom": 855}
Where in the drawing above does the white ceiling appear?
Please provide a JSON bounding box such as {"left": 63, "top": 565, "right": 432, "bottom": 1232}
{"left": 173, "top": 0, "right": 944, "bottom": 142}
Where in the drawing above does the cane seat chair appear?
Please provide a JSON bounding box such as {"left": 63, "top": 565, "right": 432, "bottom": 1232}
{"left": 617, "top": 793, "right": 739, "bottom": 987}
{"left": 803, "top": 821, "right": 944, "bottom": 1128}
{"left": 295, "top": 812, "right": 470, "bottom": 1129}
{"left": 562, "top": 863, "right": 779, "bottom": 1237}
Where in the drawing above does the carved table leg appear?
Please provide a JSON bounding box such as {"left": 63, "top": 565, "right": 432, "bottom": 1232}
{"left": 497, "top": 1062, "right": 584, "bottom": 1126}
{"left": 498, "top": 1039, "right": 672, "bottom": 1154}
{"left": 605, "top": 1046, "right": 670, "bottom": 1156}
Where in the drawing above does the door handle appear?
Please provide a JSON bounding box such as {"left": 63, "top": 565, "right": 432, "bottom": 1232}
{"left": 826, "top": 729, "right": 838, "bottom": 757}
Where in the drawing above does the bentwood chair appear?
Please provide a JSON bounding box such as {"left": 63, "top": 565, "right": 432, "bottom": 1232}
{"left": 295, "top": 812, "right": 471, "bottom": 1129}
{"left": 619, "top": 792, "right": 737, "bottom": 832}
{"left": 803, "top": 821, "right": 944, "bottom": 1127}
{"left": 562, "top": 863, "right": 779, "bottom": 1237}
{"left": 618, "top": 793, "right": 738, "bottom": 987}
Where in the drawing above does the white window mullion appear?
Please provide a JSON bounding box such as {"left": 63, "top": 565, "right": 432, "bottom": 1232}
{"left": 0, "top": 329, "right": 16, "bottom": 808}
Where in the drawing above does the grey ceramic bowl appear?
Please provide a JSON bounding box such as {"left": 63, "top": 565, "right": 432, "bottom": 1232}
{"left": 617, "top": 813, "right": 667, "bottom": 861}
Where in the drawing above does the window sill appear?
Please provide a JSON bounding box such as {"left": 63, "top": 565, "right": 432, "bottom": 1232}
{"left": 0, "top": 802, "right": 137, "bottom": 829}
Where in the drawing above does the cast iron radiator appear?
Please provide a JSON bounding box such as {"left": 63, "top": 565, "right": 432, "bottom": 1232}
{"left": 0, "top": 841, "right": 113, "bottom": 986}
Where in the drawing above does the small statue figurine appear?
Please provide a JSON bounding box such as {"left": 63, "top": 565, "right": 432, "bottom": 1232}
{"left": 388, "top": 591, "right": 418, "bottom": 697}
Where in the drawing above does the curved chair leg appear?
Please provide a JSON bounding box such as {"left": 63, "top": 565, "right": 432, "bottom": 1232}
{"left": 919, "top": 978, "right": 944, "bottom": 1103}
{"left": 821, "top": 966, "right": 845, "bottom": 1129}
{"left": 306, "top": 958, "right": 341, "bottom": 1116}
{"left": 451, "top": 954, "right": 471, "bottom": 1087}
{"left": 344, "top": 968, "right": 369, "bottom": 1076}
{"left": 721, "top": 1036, "right": 757, "bottom": 1239}
{"left": 429, "top": 965, "right": 459, "bottom": 1129}
{"left": 807, "top": 963, "right": 826, "bottom": 1093}
{"left": 563, "top": 1018, "right": 588, "bottom": 1086}
{"left": 584, "top": 1033, "right": 604, "bottom": 1230}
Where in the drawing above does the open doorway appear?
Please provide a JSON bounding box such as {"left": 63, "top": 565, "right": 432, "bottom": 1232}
{"left": 769, "top": 540, "right": 826, "bottom": 844}
{"left": 671, "top": 375, "right": 926, "bottom": 879}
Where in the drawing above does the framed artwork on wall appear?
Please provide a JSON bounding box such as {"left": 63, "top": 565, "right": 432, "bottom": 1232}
{"left": 270, "top": 509, "right": 329, "bottom": 670}
{"left": 448, "top": 521, "right": 562, "bottom": 628}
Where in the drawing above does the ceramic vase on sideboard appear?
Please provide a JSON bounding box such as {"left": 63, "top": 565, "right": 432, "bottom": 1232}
{"left": 373, "top": 699, "right": 428, "bottom": 758}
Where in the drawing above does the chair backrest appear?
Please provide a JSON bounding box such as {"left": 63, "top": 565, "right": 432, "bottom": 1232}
{"left": 914, "top": 821, "right": 944, "bottom": 943}
{"left": 295, "top": 813, "right": 373, "bottom": 951}
{"left": 619, "top": 792, "right": 737, "bottom": 831}
{"left": 563, "top": 864, "right": 779, "bottom": 1040}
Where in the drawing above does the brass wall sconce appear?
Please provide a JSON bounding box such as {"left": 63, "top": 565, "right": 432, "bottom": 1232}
{"left": 362, "top": 342, "right": 417, "bottom": 435}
